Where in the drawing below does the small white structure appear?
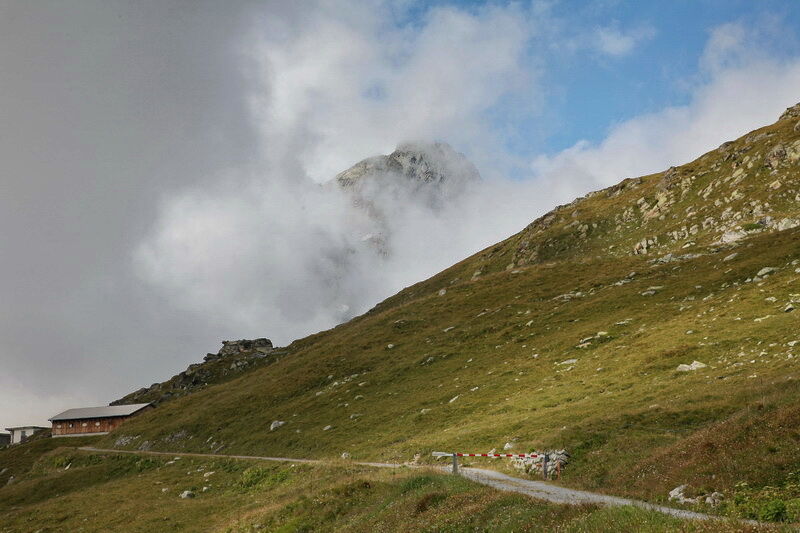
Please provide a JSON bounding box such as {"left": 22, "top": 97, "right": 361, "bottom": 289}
{"left": 4, "top": 426, "right": 48, "bottom": 445}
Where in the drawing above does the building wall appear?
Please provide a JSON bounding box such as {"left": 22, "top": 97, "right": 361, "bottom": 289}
{"left": 52, "top": 416, "right": 127, "bottom": 436}
{"left": 9, "top": 427, "right": 44, "bottom": 444}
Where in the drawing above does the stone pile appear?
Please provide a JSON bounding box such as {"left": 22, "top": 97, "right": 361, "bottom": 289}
{"left": 510, "top": 449, "right": 570, "bottom": 479}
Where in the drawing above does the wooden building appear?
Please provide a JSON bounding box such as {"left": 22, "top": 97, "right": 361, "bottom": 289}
{"left": 49, "top": 403, "right": 152, "bottom": 437}
{"left": 4, "top": 426, "right": 48, "bottom": 444}
{"left": 0, "top": 432, "right": 9, "bottom": 446}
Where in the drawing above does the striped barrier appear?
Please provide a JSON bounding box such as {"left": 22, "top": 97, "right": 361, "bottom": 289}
{"left": 433, "top": 451, "right": 540, "bottom": 458}
{"left": 433, "top": 451, "right": 546, "bottom": 477}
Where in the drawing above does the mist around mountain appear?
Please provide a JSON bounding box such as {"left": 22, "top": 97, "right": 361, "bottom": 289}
{"left": 333, "top": 141, "right": 481, "bottom": 254}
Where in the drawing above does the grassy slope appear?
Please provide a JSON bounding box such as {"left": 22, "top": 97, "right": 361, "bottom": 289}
{"left": 0, "top": 436, "right": 99, "bottom": 486}
{"left": 0, "top": 447, "right": 776, "bottom": 532}
{"left": 7, "top": 107, "right": 796, "bottom": 527}
{"left": 97, "top": 108, "right": 800, "bottom": 516}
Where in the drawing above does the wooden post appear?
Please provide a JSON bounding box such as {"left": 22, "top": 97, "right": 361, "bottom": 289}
{"left": 452, "top": 452, "right": 459, "bottom": 475}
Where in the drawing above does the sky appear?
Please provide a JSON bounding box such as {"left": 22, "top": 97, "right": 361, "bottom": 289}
{"left": 2, "top": 0, "right": 800, "bottom": 429}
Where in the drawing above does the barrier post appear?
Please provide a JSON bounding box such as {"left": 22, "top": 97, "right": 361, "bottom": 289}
{"left": 542, "top": 453, "right": 549, "bottom": 480}
{"left": 452, "top": 452, "right": 459, "bottom": 475}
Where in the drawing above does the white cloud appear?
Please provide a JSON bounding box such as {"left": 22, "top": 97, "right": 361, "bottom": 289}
{"left": 594, "top": 24, "right": 656, "bottom": 57}
{"left": 701, "top": 22, "right": 748, "bottom": 71}
{"left": 246, "top": 1, "right": 536, "bottom": 181}
{"left": 137, "top": 13, "right": 800, "bottom": 353}
{"left": 135, "top": 1, "right": 543, "bottom": 344}
{"left": 532, "top": 24, "right": 800, "bottom": 197}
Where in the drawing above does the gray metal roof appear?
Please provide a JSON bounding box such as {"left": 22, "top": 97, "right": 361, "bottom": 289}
{"left": 49, "top": 403, "right": 151, "bottom": 421}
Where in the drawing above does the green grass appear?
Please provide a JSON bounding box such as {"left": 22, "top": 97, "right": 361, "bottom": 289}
{"left": 0, "top": 447, "right": 783, "bottom": 532}
{"left": 98, "top": 227, "right": 800, "bottom": 516}
{"left": 6, "top": 105, "right": 800, "bottom": 530}
{"left": 0, "top": 435, "right": 100, "bottom": 486}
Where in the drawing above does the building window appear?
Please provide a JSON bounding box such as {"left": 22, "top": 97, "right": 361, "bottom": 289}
{"left": 95, "top": 422, "right": 101, "bottom": 427}
{"left": 82, "top": 422, "right": 88, "bottom": 427}
{"left": 56, "top": 424, "right": 62, "bottom": 429}
{"left": 21, "top": 430, "right": 27, "bottom": 439}
{"left": 69, "top": 423, "right": 74, "bottom": 428}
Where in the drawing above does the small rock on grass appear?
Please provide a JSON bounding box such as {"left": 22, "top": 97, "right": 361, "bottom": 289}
{"left": 676, "top": 361, "right": 707, "bottom": 372}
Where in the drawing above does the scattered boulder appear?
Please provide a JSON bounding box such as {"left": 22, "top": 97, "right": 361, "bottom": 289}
{"left": 114, "top": 435, "right": 138, "bottom": 447}
{"left": 179, "top": 490, "right": 195, "bottom": 499}
{"left": 774, "top": 218, "right": 800, "bottom": 231}
{"left": 341, "top": 452, "right": 351, "bottom": 460}
{"left": 676, "top": 361, "right": 707, "bottom": 372}
{"left": 757, "top": 267, "right": 777, "bottom": 277}
{"left": 270, "top": 420, "right": 285, "bottom": 431}
{"left": 720, "top": 230, "right": 746, "bottom": 244}
{"left": 765, "top": 144, "right": 787, "bottom": 169}
{"left": 668, "top": 485, "right": 698, "bottom": 504}
{"left": 705, "top": 492, "right": 724, "bottom": 507}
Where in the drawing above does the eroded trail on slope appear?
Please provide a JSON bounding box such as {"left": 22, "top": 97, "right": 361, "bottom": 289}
{"left": 458, "top": 467, "right": 722, "bottom": 521}
{"left": 77, "top": 446, "right": 750, "bottom": 524}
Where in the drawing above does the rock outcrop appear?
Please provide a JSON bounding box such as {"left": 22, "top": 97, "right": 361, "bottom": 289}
{"left": 485, "top": 102, "right": 800, "bottom": 272}
{"left": 112, "top": 338, "right": 280, "bottom": 406}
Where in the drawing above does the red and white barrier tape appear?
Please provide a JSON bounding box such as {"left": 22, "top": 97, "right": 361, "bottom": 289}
{"left": 433, "top": 451, "right": 539, "bottom": 458}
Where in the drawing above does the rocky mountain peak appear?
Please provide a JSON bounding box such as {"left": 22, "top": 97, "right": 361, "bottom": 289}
{"left": 335, "top": 141, "right": 480, "bottom": 192}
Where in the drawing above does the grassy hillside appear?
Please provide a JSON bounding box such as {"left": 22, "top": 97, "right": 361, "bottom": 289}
{"left": 72, "top": 103, "right": 800, "bottom": 524}
{"left": 0, "top": 446, "right": 778, "bottom": 532}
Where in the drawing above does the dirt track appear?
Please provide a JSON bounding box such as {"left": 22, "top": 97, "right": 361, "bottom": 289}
{"left": 79, "top": 446, "right": 751, "bottom": 524}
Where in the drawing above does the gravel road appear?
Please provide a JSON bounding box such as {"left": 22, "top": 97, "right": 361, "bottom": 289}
{"left": 79, "top": 447, "right": 750, "bottom": 524}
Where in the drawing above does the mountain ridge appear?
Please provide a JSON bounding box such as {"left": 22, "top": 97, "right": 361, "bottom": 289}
{"left": 87, "top": 103, "right": 800, "bottom": 523}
